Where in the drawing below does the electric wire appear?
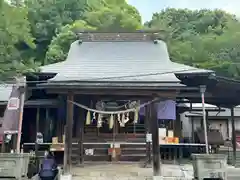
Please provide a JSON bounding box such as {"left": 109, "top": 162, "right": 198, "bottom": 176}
{"left": 0, "top": 67, "right": 212, "bottom": 85}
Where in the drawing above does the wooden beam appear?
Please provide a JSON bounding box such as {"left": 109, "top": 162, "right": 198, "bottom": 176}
{"left": 46, "top": 89, "right": 212, "bottom": 98}
{"left": 47, "top": 89, "right": 177, "bottom": 96}
{"left": 35, "top": 108, "right": 40, "bottom": 167}
{"left": 64, "top": 92, "right": 74, "bottom": 173}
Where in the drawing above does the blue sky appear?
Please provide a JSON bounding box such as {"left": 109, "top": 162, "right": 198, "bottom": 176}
{"left": 128, "top": 0, "right": 240, "bottom": 22}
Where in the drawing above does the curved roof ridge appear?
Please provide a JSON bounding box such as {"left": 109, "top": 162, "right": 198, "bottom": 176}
{"left": 40, "top": 39, "right": 212, "bottom": 82}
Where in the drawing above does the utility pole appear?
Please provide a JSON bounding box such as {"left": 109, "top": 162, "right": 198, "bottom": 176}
{"left": 200, "top": 85, "right": 209, "bottom": 154}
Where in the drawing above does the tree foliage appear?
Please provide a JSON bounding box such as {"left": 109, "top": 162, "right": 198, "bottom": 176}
{"left": 145, "top": 8, "right": 240, "bottom": 78}
{"left": 0, "top": 0, "right": 39, "bottom": 79}
{"left": 2, "top": 1, "right": 240, "bottom": 80}
{"left": 46, "top": 1, "right": 142, "bottom": 63}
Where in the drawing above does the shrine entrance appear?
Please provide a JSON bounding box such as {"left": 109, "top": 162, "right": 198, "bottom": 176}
{"left": 76, "top": 100, "right": 146, "bottom": 141}
{"left": 38, "top": 31, "right": 214, "bottom": 175}
{"left": 70, "top": 99, "right": 151, "bottom": 162}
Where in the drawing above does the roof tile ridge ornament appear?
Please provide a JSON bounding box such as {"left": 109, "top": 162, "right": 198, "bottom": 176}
{"left": 77, "top": 30, "right": 164, "bottom": 42}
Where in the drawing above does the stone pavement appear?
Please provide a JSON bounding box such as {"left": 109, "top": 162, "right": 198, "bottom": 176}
{"left": 70, "top": 162, "right": 240, "bottom": 180}
{"left": 71, "top": 163, "right": 191, "bottom": 180}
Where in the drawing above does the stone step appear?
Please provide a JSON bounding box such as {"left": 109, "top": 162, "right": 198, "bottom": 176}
{"left": 121, "top": 148, "right": 146, "bottom": 155}
{"left": 119, "top": 154, "right": 146, "bottom": 161}
{"left": 71, "top": 155, "right": 110, "bottom": 163}
{"left": 120, "top": 144, "right": 146, "bottom": 148}
{"left": 72, "top": 144, "right": 110, "bottom": 149}
{"left": 72, "top": 148, "right": 108, "bottom": 155}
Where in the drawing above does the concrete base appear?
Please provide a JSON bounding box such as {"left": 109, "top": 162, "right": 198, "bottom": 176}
{"left": 152, "top": 176, "right": 163, "bottom": 180}
{"left": 140, "top": 162, "right": 152, "bottom": 168}
{"left": 76, "top": 163, "right": 84, "bottom": 168}
{"left": 60, "top": 174, "right": 72, "bottom": 180}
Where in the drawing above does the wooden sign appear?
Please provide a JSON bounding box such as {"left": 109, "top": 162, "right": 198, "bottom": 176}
{"left": 85, "top": 148, "right": 94, "bottom": 156}
{"left": 146, "top": 133, "right": 152, "bottom": 142}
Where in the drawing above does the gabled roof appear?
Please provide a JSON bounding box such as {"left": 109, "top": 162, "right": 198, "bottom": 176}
{"left": 41, "top": 32, "right": 212, "bottom": 84}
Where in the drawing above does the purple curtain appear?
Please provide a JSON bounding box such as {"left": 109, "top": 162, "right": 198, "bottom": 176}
{"left": 139, "top": 100, "right": 176, "bottom": 120}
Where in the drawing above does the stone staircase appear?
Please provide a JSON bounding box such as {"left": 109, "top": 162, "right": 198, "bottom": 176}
{"left": 119, "top": 143, "right": 147, "bottom": 161}
{"left": 71, "top": 142, "right": 110, "bottom": 164}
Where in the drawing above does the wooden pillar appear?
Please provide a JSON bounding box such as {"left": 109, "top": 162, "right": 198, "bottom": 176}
{"left": 76, "top": 107, "right": 81, "bottom": 137}
{"left": 191, "top": 117, "right": 195, "bottom": 142}
{"left": 78, "top": 108, "right": 84, "bottom": 165}
{"left": 57, "top": 105, "right": 62, "bottom": 140}
{"left": 150, "top": 102, "right": 161, "bottom": 176}
{"left": 35, "top": 108, "right": 40, "bottom": 156}
{"left": 231, "top": 107, "right": 236, "bottom": 166}
{"left": 143, "top": 104, "right": 151, "bottom": 167}
{"left": 44, "top": 108, "right": 49, "bottom": 141}
{"left": 64, "top": 93, "right": 74, "bottom": 173}
{"left": 227, "top": 119, "right": 230, "bottom": 139}
{"left": 175, "top": 107, "right": 181, "bottom": 139}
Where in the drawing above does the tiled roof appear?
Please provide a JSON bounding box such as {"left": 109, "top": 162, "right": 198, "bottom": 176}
{"left": 41, "top": 38, "right": 212, "bottom": 83}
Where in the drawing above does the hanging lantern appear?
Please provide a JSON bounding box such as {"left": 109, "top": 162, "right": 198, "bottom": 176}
{"left": 85, "top": 110, "right": 91, "bottom": 125}
{"left": 109, "top": 114, "right": 114, "bottom": 129}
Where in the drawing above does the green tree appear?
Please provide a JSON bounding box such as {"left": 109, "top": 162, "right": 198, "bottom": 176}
{"left": 46, "top": 20, "right": 96, "bottom": 64}
{"left": 26, "top": 0, "right": 122, "bottom": 64}
{"left": 0, "top": 1, "right": 38, "bottom": 79}
{"left": 146, "top": 8, "right": 240, "bottom": 78}
{"left": 45, "top": 1, "right": 142, "bottom": 64}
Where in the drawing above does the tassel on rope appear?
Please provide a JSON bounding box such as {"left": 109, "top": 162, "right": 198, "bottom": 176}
{"left": 92, "top": 112, "right": 96, "bottom": 122}
{"left": 85, "top": 110, "right": 91, "bottom": 125}
{"left": 134, "top": 101, "right": 140, "bottom": 124}
{"left": 97, "top": 113, "right": 102, "bottom": 128}
{"left": 118, "top": 113, "right": 124, "bottom": 127}
{"left": 121, "top": 113, "right": 125, "bottom": 125}
{"left": 109, "top": 114, "right": 114, "bottom": 129}
{"left": 124, "top": 113, "right": 129, "bottom": 124}
{"left": 134, "top": 109, "right": 139, "bottom": 124}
